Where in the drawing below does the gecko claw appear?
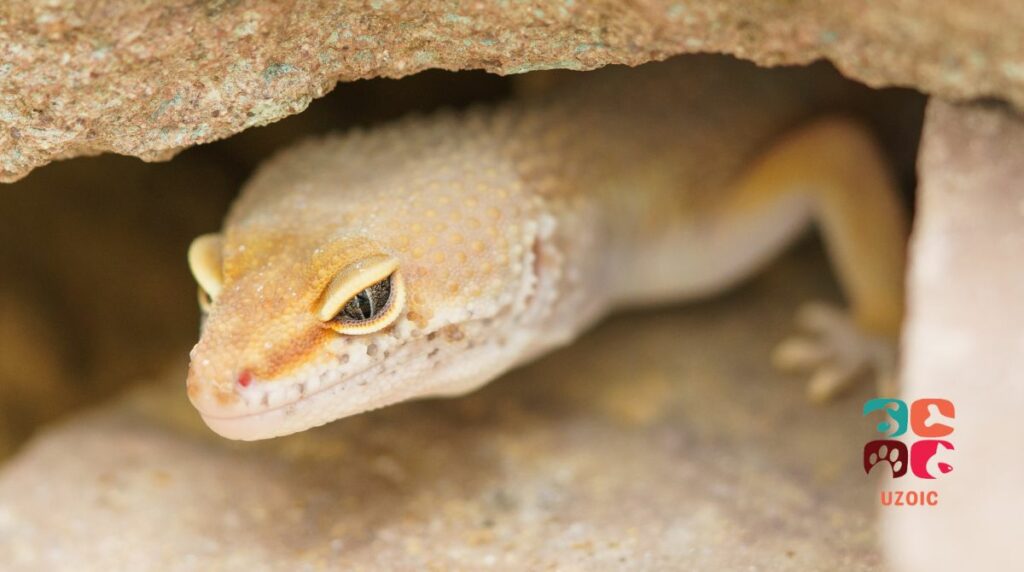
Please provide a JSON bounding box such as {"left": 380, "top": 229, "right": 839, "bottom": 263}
{"left": 772, "top": 301, "right": 898, "bottom": 402}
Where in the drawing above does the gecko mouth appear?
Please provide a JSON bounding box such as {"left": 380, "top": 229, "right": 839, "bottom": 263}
{"left": 195, "top": 358, "right": 380, "bottom": 423}
{"left": 195, "top": 314, "right": 509, "bottom": 440}
{"left": 194, "top": 329, "right": 455, "bottom": 440}
{"left": 197, "top": 363, "right": 412, "bottom": 440}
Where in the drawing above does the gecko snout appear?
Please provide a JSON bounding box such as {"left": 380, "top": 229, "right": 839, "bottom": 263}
{"left": 186, "top": 360, "right": 269, "bottom": 417}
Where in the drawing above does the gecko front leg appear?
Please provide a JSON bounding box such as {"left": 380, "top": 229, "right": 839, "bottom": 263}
{"left": 718, "top": 117, "right": 908, "bottom": 401}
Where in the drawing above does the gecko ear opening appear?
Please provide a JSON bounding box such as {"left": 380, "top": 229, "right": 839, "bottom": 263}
{"left": 318, "top": 254, "right": 405, "bottom": 335}
{"left": 188, "top": 233, "right": 225, "bottom": 310}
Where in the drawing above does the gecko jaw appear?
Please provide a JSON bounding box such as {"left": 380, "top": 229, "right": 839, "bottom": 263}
{"left": 192, "top": 313, "right": 525, "bottom": 440}
{"left": 191, "top": 320, "right": 465, "bottom": 440}
{"left": 194, "top": 362, "right": 389, "bottom": 440}
{"left": 195, "top": 357, "right": 493, "bottom": 441}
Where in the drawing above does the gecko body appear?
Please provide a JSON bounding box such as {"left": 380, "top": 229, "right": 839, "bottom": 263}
{"left": 188, "top": 57, "right": 906, "bottom": 440}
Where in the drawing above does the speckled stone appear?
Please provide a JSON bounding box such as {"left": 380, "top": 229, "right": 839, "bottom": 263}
{"left": 0, "top": 0, "right": 1021, "bottom": 182}
{"left": 883, "top": 100, "right": 1024, "bottom": 572}
{"left": 0, "top": 247, "right": 885, "bottom": 571}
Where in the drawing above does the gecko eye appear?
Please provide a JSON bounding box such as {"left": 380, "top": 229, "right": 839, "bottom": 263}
{"left": 188, "top": 233, "right": 224, "bottom": 312}
{"left": 318, "top": 254, "right": 405, "bottom": 335}
{"left": 340, "top": 276, "right": 391, "bottom": 322}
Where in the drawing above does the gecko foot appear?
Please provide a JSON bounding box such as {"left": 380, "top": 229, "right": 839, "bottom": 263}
{"left": 771, "top": 302, "right": 897, "bottom": 402}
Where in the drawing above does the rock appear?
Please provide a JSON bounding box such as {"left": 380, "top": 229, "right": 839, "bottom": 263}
{"left": 0, "top": 246, "right": 885, "bottom": 571}
{"left": 1, "top": 0, "right": 1020, "bottom": 182}
{"left": 883, "top": 100, "right": 1024, "bottom": 571}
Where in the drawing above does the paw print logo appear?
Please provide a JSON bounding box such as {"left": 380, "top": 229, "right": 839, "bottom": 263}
{"left": 864, "top": 440, "right": 908, "bottom": 477}
{"left": 863, "top": 398, "right": 954, "bottom": 479}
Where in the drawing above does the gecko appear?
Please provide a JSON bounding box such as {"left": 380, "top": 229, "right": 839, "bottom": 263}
{"left": 186, "top": 56, "right": 907, "bottom": 440}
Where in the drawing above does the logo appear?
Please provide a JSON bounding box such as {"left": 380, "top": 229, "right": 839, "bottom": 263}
{"left": 863, "top": 398, "right": 955, "bottom": 506}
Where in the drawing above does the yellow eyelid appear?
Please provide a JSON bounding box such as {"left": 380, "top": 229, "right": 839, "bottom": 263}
{"left": 316, "top": 254, "right": 401, "bottom": 322}
{"left": 188, "top": 233, "right": 224, "bottom": 300}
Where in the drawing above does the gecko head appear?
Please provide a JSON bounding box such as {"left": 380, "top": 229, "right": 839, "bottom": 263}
{"left": 185, "top": 152, "right": 563, "bottom": 440}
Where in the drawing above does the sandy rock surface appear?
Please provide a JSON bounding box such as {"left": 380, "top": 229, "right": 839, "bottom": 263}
{"left": 0, "top": 247, "right": 885, "bottom": 571}
{"left": 1, "top": 0, "right": 1020, "bottom": 182}
{"left": 884, "top": 100, "right": 1024, "bottom": 572}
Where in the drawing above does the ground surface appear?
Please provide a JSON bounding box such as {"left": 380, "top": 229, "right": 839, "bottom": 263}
{"left": 0, "top": 245, "right": 884, "bottom": 571}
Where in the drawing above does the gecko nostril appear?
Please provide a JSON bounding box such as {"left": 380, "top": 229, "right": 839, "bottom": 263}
{"left": 237, "top": 369, "right": 253, "bottom": 388}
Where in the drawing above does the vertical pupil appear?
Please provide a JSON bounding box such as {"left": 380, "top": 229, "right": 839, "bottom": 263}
{"left": 341, "top": 276, "right": 391, "bottom": 322}
{"left": 356, "top": 291, "right": 373, "bottom": 318}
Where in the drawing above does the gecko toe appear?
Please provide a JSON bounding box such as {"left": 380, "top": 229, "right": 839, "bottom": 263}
{"left": 774, "top": 301, "right": 898, "bottom": 402}
{"left": 771, "top": 337, "right": 833, "bottom": 372}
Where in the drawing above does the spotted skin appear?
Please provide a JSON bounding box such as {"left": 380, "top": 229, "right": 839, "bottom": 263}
{"left": 187, "top": 57, "right": 906, "bottom": 439}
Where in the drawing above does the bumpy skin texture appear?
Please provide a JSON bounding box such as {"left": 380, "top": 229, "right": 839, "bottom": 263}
{"left": 187, "top": 57, "right": 904, "bottom": 439}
